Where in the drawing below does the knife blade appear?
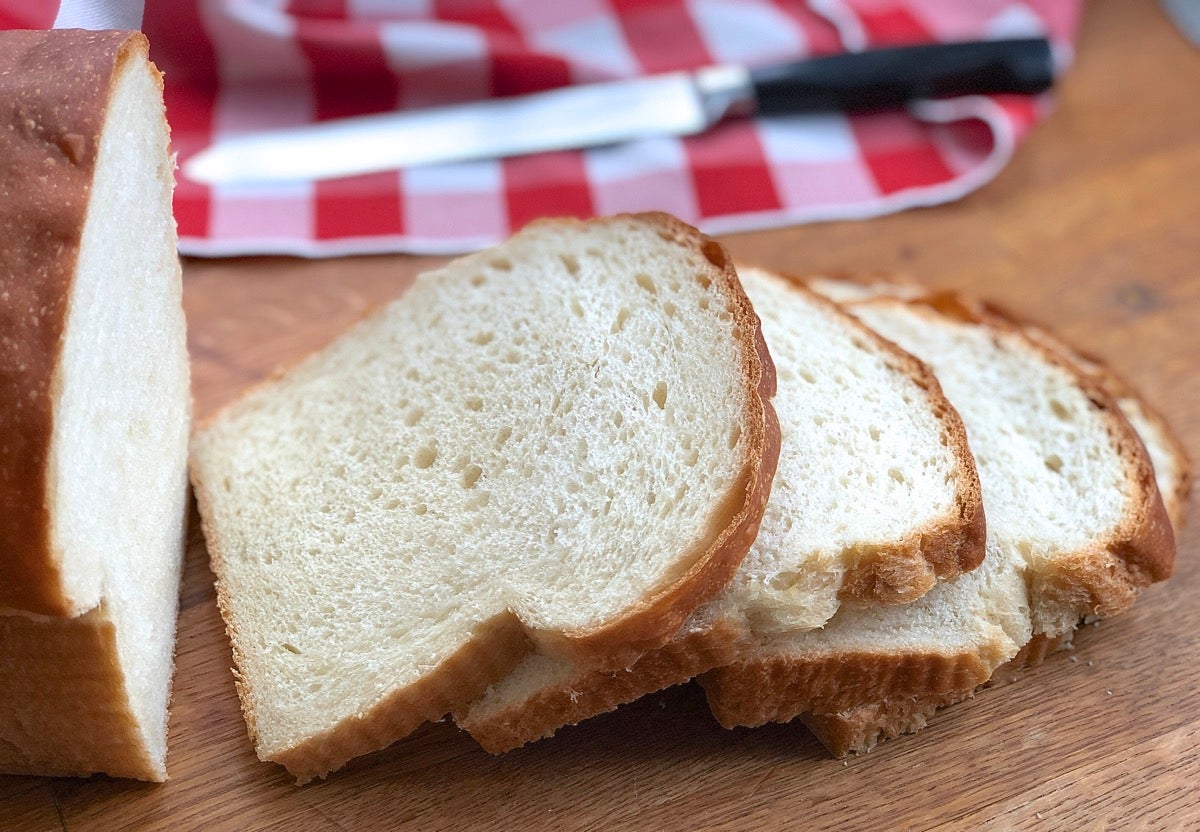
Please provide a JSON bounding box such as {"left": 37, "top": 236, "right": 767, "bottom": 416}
{"left": 184, "top": 38, "right": 1053, "bottom": 186}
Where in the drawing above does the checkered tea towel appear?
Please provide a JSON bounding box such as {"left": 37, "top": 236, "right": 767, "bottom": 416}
{"left": 2, "top": 0, "right": 1081, "bottom": 257}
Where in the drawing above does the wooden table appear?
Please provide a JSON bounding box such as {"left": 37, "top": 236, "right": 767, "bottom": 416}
{"left": 5, "top": 1, "right": 1197, "bottom": 829}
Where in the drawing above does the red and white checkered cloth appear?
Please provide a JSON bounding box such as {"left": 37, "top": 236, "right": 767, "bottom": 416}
{"left": 3, "top": 0, "right": 1080, "bottom": 257}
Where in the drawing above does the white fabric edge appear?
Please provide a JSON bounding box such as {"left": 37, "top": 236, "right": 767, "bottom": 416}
{"left": 178, "top": 95, "right": 1017, "bottom": 259}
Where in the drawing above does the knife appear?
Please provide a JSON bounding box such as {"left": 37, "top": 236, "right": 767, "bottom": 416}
{"left": 184, "top": 38, "right": 1054, "bottom": 186}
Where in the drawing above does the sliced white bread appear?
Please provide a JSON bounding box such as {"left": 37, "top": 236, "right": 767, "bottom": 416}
{"left": 702, "top": 295, "right": 1174, "bottom": 732}
{"left": 0, "top": 30, "right": 189, "bottom": 780}
{"left": 800, "top": 292, "right": 1190, "bottom": 755}
{"left": 455, "top": 265, "right": 984, "bottom": 753}
{"left": 190, "top": 213, "right": 779, "bottom": 782}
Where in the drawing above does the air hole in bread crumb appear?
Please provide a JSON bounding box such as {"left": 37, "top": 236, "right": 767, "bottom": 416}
{"left": 664, "top": 301, "right": 676, "bottom": 318}
{"left": 281, "top": 642, "right": 301, "bottom": 655}
{"left": 613, "top": 411, "right": 624, "bottom": 428}
{"left": 405, "top": 367, "right": 420, "bottom": 381}
{"left": 495, "top": 426, "right": 513, "bottom": 448}
{"left": 384, "top": 498, "right": 401, "bottom": 510}
{"left": 466, "top": 396, "right": 483, "bottom": 411}
{"left": 470, "top": 275, "right": 486, "bottom": 287}
{"left": 504, "top": 350, "right": 521, "bottom": 363}
{"left": 414, "top": 503, "right": 428, "bottom": 515}
{"left": 813, "top": 415, "right": 825, "bottom": 427}
{"left": 1049, "top": 399, "right": 1070, "bottom": 420}
{"left": 611, "top": 307, "right": 630, "bottom": 334}
{"left": 888, "top": 468, "right": 905, "bottom": 484}
{"left": 570, "top": 299, "right": 585, "bottom": 318}
{"left": 490, "top": 257, "right": 512, "bottom": 271}
{"left": 1044, "top": 454, "right": 1064, "bottom": 473}
{"left": 696, "top": 272, "right": 713, "bottom": 290}
{"left": 405, "top": 407, "right": 424, "bottom": 426}
{"left": 414, "top": 444, "right": 438, "bottom": 469}
{"left": 799, "top": 368, "right": 816, "bottom": 384}
{"left": 462, "top": 464, "right": 483, "bottom": 488}
{"left": 728, "top": 424, "right": 742, "bottom": 449}
{"left": 471, "top": 331, "right": 495, "bottom": 346}
{"left": 647, "top": 491, "right": 656, "bottom": 506}
{"left": 636, "top": 273, "right": 657, "bottom": 295}
{"left": 684, "top": 448, "right": 699, "bottom": 466}
{"left": 669, "top": 279, "right": 681, "bottom": 292}
{"left": 869, "top": 426, "right": 881, "bottom": 441}
{"left": 566, "top": 480, "right": 581, "bottom": 494}
{"left": 333, "top": 464, "right": 347, "bottom": 478}
{"left": 561, "top": 254, "right": 580, "bottom": 276}
{"left": 699, "top": 296, "right": 710, "bottom": 310}
{"left": 653, "top": 381, "right": 668, "bottom": 409}
{"left": 222, "top": 476, "right": 232, "bottom": 493}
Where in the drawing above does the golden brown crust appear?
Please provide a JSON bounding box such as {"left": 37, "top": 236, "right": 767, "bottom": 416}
{"left": 752, "top": 268, "right": 988, "bottom": 605}
{"left": 703, "top": 290, "right": 1176, "bottom": 730}
{"left": 984, "top": 315, "right": 1176, "bottom": 628}
{"left": 829, "top": 324, "right": 986, "bottom": 604}
{"left": 456, "top": 616, "right": 746, "bottom": 754}
{"left": 0, "top": 603, "right": 163, "bottom": 780}
{"left": 0, "top": 29, "right": 149, "bottom": 616}
{"left": 845, "top": 288, "right": 1176, "bottom": 628}
{"left": 537, "top": 216, "right": 781, "bottom": 670}
{"left": 1017, "top": 325, "right": 1191, "bottom": 533}
{"left": 801, "top": 634, "right": 1067, "bottom": 756}
{"left": 700, "top": 641, "right": 1005, "bottom": 729}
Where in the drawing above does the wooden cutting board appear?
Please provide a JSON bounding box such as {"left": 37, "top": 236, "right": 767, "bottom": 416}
{"left": 3, "top": 1, "right": 1198, "bottom": 829}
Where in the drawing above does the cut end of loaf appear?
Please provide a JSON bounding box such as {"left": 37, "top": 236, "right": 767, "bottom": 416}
{"left": 0, "top": 29, "right": 188, "bottom": 780}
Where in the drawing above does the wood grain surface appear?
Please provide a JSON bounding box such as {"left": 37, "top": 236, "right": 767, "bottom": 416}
{"left": 3, "top": 1, "right": 1197, "bottom": 829}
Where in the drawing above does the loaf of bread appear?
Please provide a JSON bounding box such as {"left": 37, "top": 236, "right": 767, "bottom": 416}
{"left": 0, "top": 29, "right": 190, "bottom": 780}
{"left": 456, "top": 265, "right": 984, "bottom": 753}
{"left": 190, "top": 213, "right": 779, "bottom": 782}
{"left": 702, "top": 289, "right": 1174, "bottom": 746}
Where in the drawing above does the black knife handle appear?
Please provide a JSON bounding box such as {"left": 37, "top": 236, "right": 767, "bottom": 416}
{"left": 750, "top": 38, "right": 1054, "bottom": 116}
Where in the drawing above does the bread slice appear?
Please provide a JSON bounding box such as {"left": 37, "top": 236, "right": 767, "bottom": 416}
{"left": 0, "top": 30, "right": 189, "bottom": 780}
{"left": 455, "top": 265, "right": 984, "bottom": 753}
{"left": 702, "top": 294, "right": 1174, "bottom": 732}
{"left": 801, "top": 377, "right": 1189, "bottom": 756}
{"left": 796, "top": 292, "right": 1190, "bottom": 756}
{"left": 190, "top": 213, "right": 779, "bottom": 782}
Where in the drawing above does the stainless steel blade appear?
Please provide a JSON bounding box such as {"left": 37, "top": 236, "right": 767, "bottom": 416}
{"left": 185, "top": 66, "right": 752, "bottom": 186}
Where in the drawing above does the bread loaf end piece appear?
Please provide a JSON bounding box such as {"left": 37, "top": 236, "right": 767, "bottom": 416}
{"left": 0, "top": 29, "right": 189, "bottom": 781}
